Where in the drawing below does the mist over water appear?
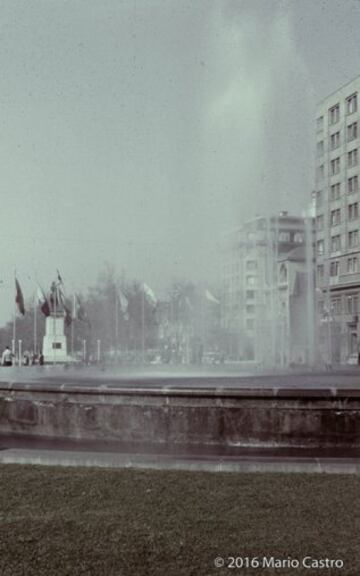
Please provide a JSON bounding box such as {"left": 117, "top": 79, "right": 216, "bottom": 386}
{"left": 0, "top": 0, "right": 359, "bottom": 328}
{"left": 0, "top": 1, "right": 308, "bottom": 321}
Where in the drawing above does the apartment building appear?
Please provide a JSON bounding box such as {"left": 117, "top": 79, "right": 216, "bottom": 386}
{"left": 315, "top": 76, "right": 360, "bottom": 364}
{"left": 222, "top": 213, "right": 313, "bottom": 367}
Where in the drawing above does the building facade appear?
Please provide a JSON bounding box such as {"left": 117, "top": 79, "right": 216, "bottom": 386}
{"left": 222, "top": 213, "right": 314, "bottom": 367}
{"left": 315, "top": 76, "right": 360, "bottom": 365}
{"left": 277, "top": 246, "right": 313, "bottom": 367}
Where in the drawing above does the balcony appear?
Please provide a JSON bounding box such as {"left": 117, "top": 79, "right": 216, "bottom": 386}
{"left": 333, "top": 272, "right": 360, "bottom": 288}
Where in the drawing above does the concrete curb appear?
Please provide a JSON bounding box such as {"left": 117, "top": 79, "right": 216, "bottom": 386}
{"left": 1, "top": 448, "right": 360, "bottom": 474}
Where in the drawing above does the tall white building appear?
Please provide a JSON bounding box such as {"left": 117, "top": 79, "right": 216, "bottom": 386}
{"left": 315, "top": 75, "right": 360, "bottom": 364}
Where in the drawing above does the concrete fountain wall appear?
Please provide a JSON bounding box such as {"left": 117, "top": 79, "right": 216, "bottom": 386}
{"left": 0, "top": 381, "right": 360, "bottom": 450}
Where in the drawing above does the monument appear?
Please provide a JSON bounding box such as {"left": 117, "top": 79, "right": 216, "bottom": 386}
{"left": 42, "top": 281, "right": 71, "bottom": 363}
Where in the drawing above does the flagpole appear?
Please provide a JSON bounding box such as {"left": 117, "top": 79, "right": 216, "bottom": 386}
{"left": 53, "top": 282, "right": 57, "bottom": 365}
{"left": 115, "top": 290, "right": 118, "bottom": 361}
{"left": 142, "top": 287, "right": 145, "bottom": 364}
{"left": 12, "top": 271, "right": 16, "bottom": 359}
{"left": 34, "top": 293, "right": 37, "bottom": 354}
{"left": 71, "top": 294, "right": 75, "bottom": 357}
{"left": 12, "top": 304, "right": 16, "bottom": 359}
{"left": 200, "top": 287, "right": 204, "bottom": 364}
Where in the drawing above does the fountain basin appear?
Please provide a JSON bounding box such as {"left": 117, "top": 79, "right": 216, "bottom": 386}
{"left": 0, "top": 379, "right": 359, "bottom": 450}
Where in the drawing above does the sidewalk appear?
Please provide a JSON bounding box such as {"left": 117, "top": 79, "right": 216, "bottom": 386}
{"left": 1, "top": 445, "right": 360, "bottom": 474}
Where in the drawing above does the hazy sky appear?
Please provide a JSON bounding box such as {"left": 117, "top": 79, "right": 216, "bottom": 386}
{"left": 1, "top": 0, "right": 360, "bottom": 324}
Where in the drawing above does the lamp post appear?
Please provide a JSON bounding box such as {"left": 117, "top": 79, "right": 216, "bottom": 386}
{"left": 18, "top": 339, "right": 22, "bottom": 367}
{"left": 83, "top": 339, "right": 86, "bottom": 364}
{"left": 322, "top": 307, "right": 333, "bottom": 368}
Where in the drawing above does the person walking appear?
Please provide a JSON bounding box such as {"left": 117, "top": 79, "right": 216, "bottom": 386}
{"left": 1, "top": 346, "right": 13, "bottom": 367}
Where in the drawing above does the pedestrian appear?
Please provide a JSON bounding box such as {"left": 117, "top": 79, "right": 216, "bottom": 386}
{"left": 1, "top": 346, "right": 13, "bottom": 367}
{"left": 39, "top": 351, "right": 44, "bottom": 366}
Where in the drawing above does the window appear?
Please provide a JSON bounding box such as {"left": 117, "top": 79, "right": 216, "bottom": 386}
{"left": 330, "top": 132, "right": 340, "bottom": 150}
{"left": 279, "top": 263, "right": 287, "bottom": 283}
{"left": 348, "top": 175, "right": 359, "bottom": 194}
{"left": 329, "top": 104, "right": 340, "bottom": 125}
{"left": 279, "top": 231, "right": 291, "bottom": 242}
{"left": 331, "top": 235, "right": 341, "bottom": 252}
{"left": 330, "top": 261, "right": 339, "bottom": 276}
{"left": 246, "top": 318, "right": 255, "bottom": 330}
{"left": 347, "top": 257, "right": 358, "bottom": 273}
{"left": 348, "top": 202, "right": 359, "bottom": 220}
{"left": 348, "top": 149, "right": 358, "bottom": 168}
{"left": 330, "top": 208, "right": 341, "bottom": 226}
{"left": 331, "top": 297, "right": 342, "bottom": 314}
{"left": 348, "top": 229, "right": 359, "bottom": 248}
{"left": 318, "top": 300, "right": 325, "bottom": 314}
{"left": 246, "top": 275, "right": 256, "bottom": 287}
{"left": 316, "top": 116, "right": 324, "bottom": 131}
{"left": 317, "top": 240, "right": 324, "bottom": 255}
{"left": 350, "top": 330, "right": 358, "bottom": 353}
{"left": 317, "top": 265, "right": 324, "bottom": 283}
{"left": 316, "top": 215, "right": 324, "bottom": 230}
{"left": 246, "top": 290, "right": 255, "bottom": 300}
{"left": 294, "top": 232, "right": 304, "bottom": 243}
{"left": 246, "top": 305, "right": 255, "bottom": 315}
{"left": 347, "top": 122, "right": 358, "bottom": 142}
{"left": 346, "top": 93, "right": 357, "bottom": 115}
{"left": 330, "top": 183, "right": 341, "bottom": 200}
{"left": 346, "top": 294, "right": 358, "bottom": 314}
{"left": 316, "top": 140, "right": 324, "bottom": 156}
{"left": 316, "top": 190, "right": 323, "bottom": 206}
{"left": 330, "top": 157, "right": 340, "bottom": 175}
{"left": 246, "top": 260, "right": 257, "bottom": 271}
{"left": 317, "top": 165, "right": 324, "bottom": 180}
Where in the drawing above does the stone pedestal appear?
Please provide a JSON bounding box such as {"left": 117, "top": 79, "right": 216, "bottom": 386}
{"left": 42, "top": 314, "right": 70, "bottom": 363}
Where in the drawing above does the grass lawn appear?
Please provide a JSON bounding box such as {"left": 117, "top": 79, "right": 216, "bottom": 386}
{"left": 0, "top": 464, "right": 359, "bottom": 575}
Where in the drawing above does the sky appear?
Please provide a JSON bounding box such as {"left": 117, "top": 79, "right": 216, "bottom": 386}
{"left": 1, "top": 0, "right": 360, "bottom": 324}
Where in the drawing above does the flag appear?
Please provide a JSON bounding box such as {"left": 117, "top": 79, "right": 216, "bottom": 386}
{"left": 119, "top": 290, "right": 129, "bottom": 320}
{"left": 15, "top": 278, "right": 25, "bottom": 316}
{"left": 57, "top": 288, "right": 71, "bottom": 325}
{"left": 74, "top": 294, "right": 91, "bottom": 327}
{"left": 37, "top": 286, "right": 51, "bottom": 317}
{"left": 205, "top": 289, "right": 220, "bottom": 304}
{"left": 63, "top": 304, "right": 72, "bottom": 327}
{"left": 143, "top": 283, "right": 157, "bottom": 307}
{"left": 185, "top": 296, "right": 193, "bottom": 311}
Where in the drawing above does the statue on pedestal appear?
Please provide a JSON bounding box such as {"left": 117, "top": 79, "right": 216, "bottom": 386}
{"left": 42, "top": 276, "right": 71, "bottom": 364}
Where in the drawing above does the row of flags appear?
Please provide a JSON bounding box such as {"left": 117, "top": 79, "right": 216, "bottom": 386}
{"left": 14, "top": 274, "right": 220, "bottom": 326}
{"left": 14, "top": 275, "right": 90, "bottom": 327}
{"left": 14, "top": 276, "right": 156, "bottom": 327}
